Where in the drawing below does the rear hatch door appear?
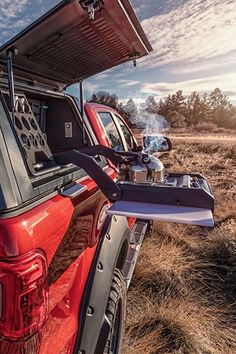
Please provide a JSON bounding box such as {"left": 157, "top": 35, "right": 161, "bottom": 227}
{"left": 0, "top": 0, "right": 152, "bottom": 89}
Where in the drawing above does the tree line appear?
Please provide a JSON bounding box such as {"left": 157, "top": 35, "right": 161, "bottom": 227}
{"left": 88, "top": 88, "right": 236, "bottom": 129}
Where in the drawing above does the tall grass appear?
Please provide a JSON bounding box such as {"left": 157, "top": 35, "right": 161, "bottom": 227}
{"left": 123, "top": 140, "right": 236, "bottom": 354}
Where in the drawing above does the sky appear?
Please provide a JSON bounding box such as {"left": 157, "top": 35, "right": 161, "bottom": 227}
{"left": 0, "top": 0, "right": 236, "bottom": 105}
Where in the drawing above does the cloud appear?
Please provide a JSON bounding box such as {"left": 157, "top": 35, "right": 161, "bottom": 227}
{"left": 0, "top": 0, "right": 29, "bottom": 18}
{"left": 93, "top": 72, "right": 110, "bottom": 80}
{"left": 0, "top": 0, "right": 60, "bottom": 46}
{"left": 168, "top": 52, "right": 236, "bottom": 75}
{"left": 131, "top": 0, "right": 188, "bottom": 20}
{"left": 1, "top": 0, "right": 235, "bottom": 107}
{"left": 140, "top": 72, "right": 236, "bottom": 102}
{"left": 118, "top": 79, "right": 140, "bottom": 87}
{"left": 0, "top": 0, "right": 31, "bottom": 44}
{"left": 137, "top": 0, "right": 236, "bottom": 70}
{"left": 83, "top": 81, "right": 99, "bottom": 94}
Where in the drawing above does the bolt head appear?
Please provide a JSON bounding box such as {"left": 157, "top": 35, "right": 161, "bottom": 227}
{"left": 87, "top": 306, "right": 94, "bottom": 316}
{"left": 97, "top": 262, "right": 103, "bottom": 271}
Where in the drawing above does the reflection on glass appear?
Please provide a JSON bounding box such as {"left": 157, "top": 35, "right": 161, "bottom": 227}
{"left": 98, "top": 112, "right": 124, "bottom": 151}
{"left": 144, "top": 136, "right": 169, "bottom": 152}
{"left": 115, "top": 115, "right": 133, "bottom": 151}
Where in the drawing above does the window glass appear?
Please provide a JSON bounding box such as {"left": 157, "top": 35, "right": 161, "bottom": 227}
{"left": 115, "top": 115, "right": 133, "bottom": 150}
{"left": 98, "top": 112, "right": 124, "bottom": 151}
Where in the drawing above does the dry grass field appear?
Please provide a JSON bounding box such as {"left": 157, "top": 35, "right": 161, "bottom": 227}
{"left": 123, "top": 135, "right": 236, "bottom": 354}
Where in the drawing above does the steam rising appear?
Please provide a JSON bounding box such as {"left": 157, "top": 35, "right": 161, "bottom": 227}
{"left": 132, "top": 111, "right": 170, "bottom": 135}
{"left": 130, "top": 111, "right": 170, "bottom": 151}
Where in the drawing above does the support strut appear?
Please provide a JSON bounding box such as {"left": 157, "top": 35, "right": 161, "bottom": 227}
{"left": 79, "top": 80, "right": 87, "bottom": 145}
{"left": 54, "top": 149, "right": 121, "bottom": 201}
{"left": 6, "top": 46, "right": 18, "bottom": 124}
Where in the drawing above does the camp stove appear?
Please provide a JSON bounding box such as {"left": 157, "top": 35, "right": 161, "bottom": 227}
{"left": 55, "top": 144, "right": 215, "bottom": 227}
{"left": 117, "top": 151, "right": 211, "bottom": 197}
{"left": 118, "top": 152, "right": 165, "bottom": 184}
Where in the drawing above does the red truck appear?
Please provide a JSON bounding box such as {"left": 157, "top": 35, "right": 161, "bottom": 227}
{"left": 0, "top": 1, "right": 215, "bottom": 353}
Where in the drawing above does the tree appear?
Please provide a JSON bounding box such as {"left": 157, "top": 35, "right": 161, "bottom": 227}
{"left": 170, "top": 90, "right": 186, "bottom": 117}
{"left": 142, "top": 96, "right": 159, "bottom": 114}
{"left": 88, "top": 91, "right": 119, "bottom": 110}
{"left": 186, "top": 91, "right": 210, "bottom": 125}
{"left": 169, "top": 111, "right": 187, "bottom": 128}
{"left": 227, "top": 107, "right": 236, "bottom": 129}
{"left": 207, "top": 88, "right": 233, "bottom": 127}
{"left": 156, "top": 90, "right": 187, "bottom": 127}
{"left": 157, "top": 96, "right": 172, "bottom": 121}
{"left": 119, "top": 98, "right": 138, "bottom": 127}
{"left": 200, "top": 93, "right": 211, "bottom": 123}
{"left": 87, "top": 88, "right": 236, "bottom": 130}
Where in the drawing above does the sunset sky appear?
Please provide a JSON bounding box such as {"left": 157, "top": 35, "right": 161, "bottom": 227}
{"left": 0, "top": 0, "right": 235, "bottom": 104}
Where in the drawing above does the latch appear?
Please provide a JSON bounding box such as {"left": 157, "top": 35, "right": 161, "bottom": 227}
{"left": 79, "top": 0, "right": 104, "bottom": 21}
{"left": 130, "top": 52, "right": 141, "bottom": 67}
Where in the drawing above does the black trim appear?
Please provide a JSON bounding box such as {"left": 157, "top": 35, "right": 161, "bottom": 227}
{"left": 54, "top": 150, "right": 122, "bottom": 201}
{"left": 0, "top": 92, "right": 32, "bottom": 207}
{"left": 78, "top": 145, "right": 122, "bottom": 167}
{"left": 73, "top": 215, "right": 130, "bottom": 354}
{"left": 119, "top": 176, "right": 214, "bottom": 211}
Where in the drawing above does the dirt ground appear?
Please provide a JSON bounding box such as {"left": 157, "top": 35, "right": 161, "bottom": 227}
{"left": 135, "top": 131, "right": 236, "bottom": 145}
{"left": 169, "top": 134, "right": 236, "bottom": 144}
{"left": 123, "top": 133, "right": 236, "bottom": 354}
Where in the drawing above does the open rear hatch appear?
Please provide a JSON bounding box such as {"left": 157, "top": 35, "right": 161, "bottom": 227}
{"left": 0, "top": 0, "right": 152, "bottom": 89}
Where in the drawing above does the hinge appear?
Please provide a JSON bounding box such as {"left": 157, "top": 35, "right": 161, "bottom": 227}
{"left": 79, "top": 0, "right": 104, "bottom": 21}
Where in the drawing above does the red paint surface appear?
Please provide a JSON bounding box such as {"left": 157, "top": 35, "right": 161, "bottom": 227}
{"left": 0, "top": 105, "right": 133, "bottom": 353}
{"left": 0, "top": 195, "right": 74, "bottom": 259}
{"left": 40, "top": 244, "right": 98, "bottom": 354}
{"left": 0, "top": 161, "right": 116, "bottom": 353}
{"left": 0, "top": 188, "right": 105, "bottom": 353}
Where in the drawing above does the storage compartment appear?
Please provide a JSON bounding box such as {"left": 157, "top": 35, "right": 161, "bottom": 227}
{"left": 28, "top": 96, "right": 86, "bottom": 153}
{"left": 2, "top": 90, "right": 90, "bottom": 175}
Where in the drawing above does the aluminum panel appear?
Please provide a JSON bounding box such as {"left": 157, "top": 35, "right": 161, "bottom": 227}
{"left": 107, "top": 201, "right": 215, "bottom": 227}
